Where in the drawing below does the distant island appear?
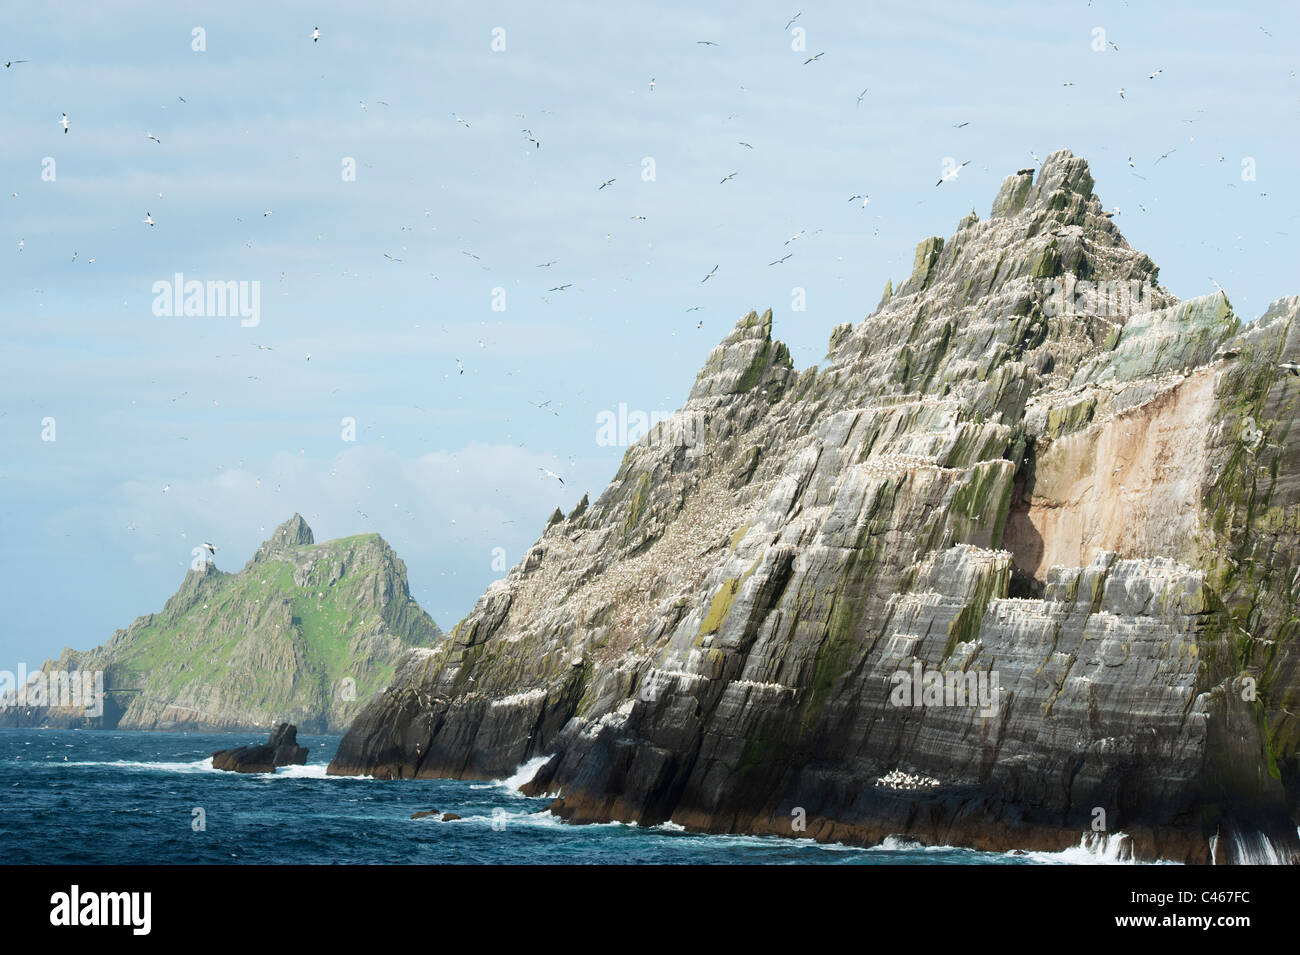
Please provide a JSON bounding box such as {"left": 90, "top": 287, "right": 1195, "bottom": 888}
{"left": 0, "top": 515, "right": 438, "bottom": 732}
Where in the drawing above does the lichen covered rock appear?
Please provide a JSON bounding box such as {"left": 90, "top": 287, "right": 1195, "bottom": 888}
{"left": 329, "top": 151, "right": 1300, "bottom": 863}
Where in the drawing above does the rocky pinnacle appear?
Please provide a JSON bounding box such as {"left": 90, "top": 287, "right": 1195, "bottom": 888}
{"left": 328, "top": 151, "right": 1300, "bottom": 864}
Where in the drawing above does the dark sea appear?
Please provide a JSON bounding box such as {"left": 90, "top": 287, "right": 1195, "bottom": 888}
{"left": 0, "top": 729, "right": 1129, "bottom": 865}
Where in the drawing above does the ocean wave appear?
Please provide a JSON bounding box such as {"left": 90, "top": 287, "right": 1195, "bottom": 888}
{"left": 642, "top": 828, "right": 870, "bottom": 852}
{"left": 450, "top": 808, "right": 607, "bottom": 829}
{"left": 470, "top": 755, "right": 556, "bottom": 795}
{"left": 866, "top": 834, "right": 968, "bottom": 853}
{"left": 653, "top": 820, "right": 686, "bottom": 833}
{"left": 60, "top": 758, "right": 370, "bottom": 780}
{"left": 274, "top": 763, "right": 372, "bottom": 781}
{"left": 1015, "top": 832, "right": 1178, "bottom": 865}
{"left": 62, "top": 758, "right": 218, "bottom": 773}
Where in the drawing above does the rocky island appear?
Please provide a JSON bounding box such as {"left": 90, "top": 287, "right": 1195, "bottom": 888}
{"left": 328, "top": 150, "right": 1300, "bottom": 864}
{"left": 0, "top": 515, "right": 439, "bottom": 733}
{"left": 211, "top": 723, "right": 310, "bottom": 773}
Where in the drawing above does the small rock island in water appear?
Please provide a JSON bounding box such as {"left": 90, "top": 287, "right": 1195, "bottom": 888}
{"left": 210, "top": 722, "right": 309, "bottom": 774}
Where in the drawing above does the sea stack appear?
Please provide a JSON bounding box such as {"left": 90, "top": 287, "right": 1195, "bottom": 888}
{"left": 211, "top": 722, "right": 310, "bottom": 773}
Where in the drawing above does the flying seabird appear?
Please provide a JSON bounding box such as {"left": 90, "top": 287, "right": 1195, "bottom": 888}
{"left": 311, "top": 27, "right": 321, "bottom": 42}
{"left": 935, "top": 160, "right": 970, "bottom": 186}
{"left": 538, "top": 467, "right": 565, "bottom": 486}
{"left": 60, "top": 113, "right": 69, "bottom": 133}
{"left": 701, "top": 264, "right": 718, "bottom": 283}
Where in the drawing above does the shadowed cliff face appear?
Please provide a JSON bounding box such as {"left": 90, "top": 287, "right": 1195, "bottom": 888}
{"left": 0, "top": 515, "right": 440, "bottom": 733}
{"left": 329, "top": 150, "right": 1300, "bottom": 863}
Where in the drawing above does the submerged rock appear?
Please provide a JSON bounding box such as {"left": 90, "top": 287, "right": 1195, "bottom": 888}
{"left": 328, "top": 150, "right": 1300, "bottom": 864}
{"left": 211, "top": 723, "right": 309, "bottom": 773}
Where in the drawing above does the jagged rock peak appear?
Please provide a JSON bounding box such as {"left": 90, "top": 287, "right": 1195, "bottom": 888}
{"left": 991, "top": 148, "right": 1095, "bottom": 219}
{"left": 688, "top": 308, "right": 794, "bottom": 401}
{"left": 272, "top": 513, "right": 314, "bottom": 546}
{"left": 253, "top": 514, "right": 315, "bottom": 561}
{"left": 326, "top": 148, "right": 1300, "bottom": 863}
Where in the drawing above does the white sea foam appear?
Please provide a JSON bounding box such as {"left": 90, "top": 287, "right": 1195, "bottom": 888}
{"left": 63, "top": 758, "right": 217, "bottom": 774}
{"left": 62, "top": 758, "right": 370, "bottom": 780}
{"left": 1015, "top": 832, "right": 1178, "bottom": 864}
{"left": 499, "top": 755, "right": 553, "bottom": 792}
{"left": 455, "top": 809, "right": 615, "bottom": 829}
{"left": 275, "top": 763, "right": 372, "bottom": 781}
{"left": 869, "top": 834, "right": 962, "bottom": 853}
{"left": 1217, "top": 829, "right": 1291, "bottom": 865}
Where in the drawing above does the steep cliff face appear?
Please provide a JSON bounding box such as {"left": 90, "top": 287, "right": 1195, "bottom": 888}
{"left": 329, "top": 150, "right": 1300, "bottom": 863}
{"left": 1, "top": 516, "right": 439, "bottom": 732}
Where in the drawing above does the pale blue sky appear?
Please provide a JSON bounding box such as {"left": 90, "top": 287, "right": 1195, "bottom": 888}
{"left": 2, "top": 0, "right": 1297, "bottom": 663}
